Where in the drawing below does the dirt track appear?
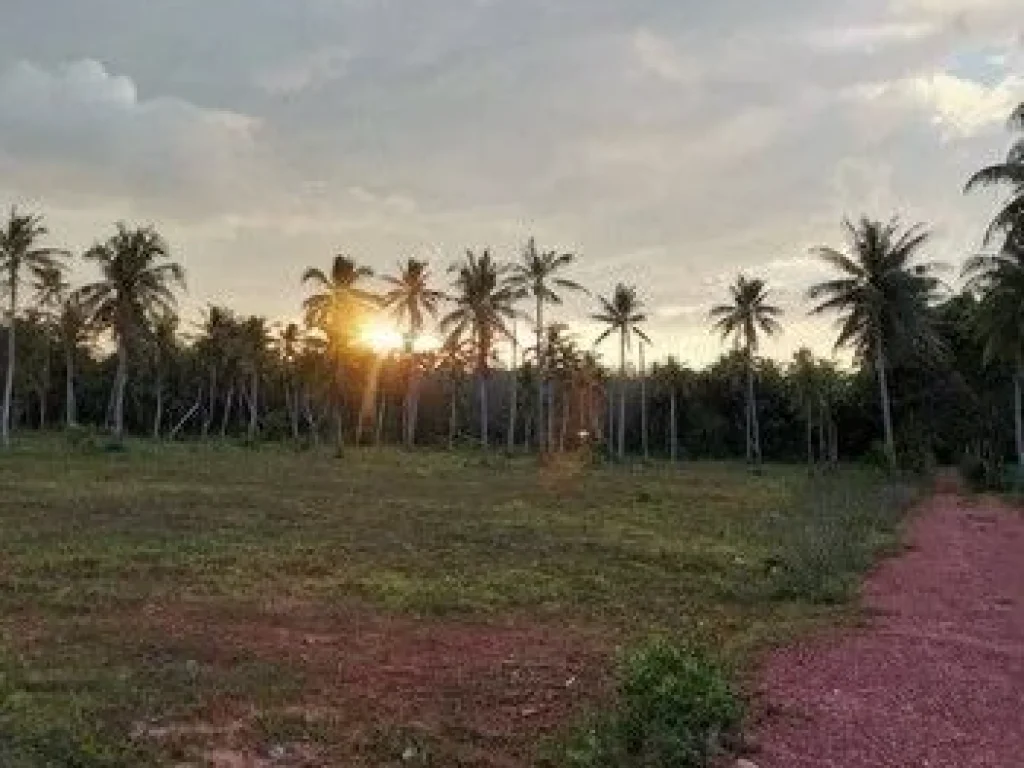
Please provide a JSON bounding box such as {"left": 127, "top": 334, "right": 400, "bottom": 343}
{"left": 754, "top": 491, "right": 1024, "bottom": 767}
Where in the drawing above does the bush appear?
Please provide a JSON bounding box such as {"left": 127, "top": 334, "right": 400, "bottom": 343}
{"left": 959, "top": 453, "right": 1005, "bottom": 493}
{"left": 549, "top": 640, "right": 743, "bottom": 768}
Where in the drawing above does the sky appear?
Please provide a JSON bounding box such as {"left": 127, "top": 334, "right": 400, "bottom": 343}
{"left": 0, "top": 0, "right": 1021, "bottom": 367}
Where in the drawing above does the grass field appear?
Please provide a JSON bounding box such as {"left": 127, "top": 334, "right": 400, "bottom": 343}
{"left": 0, "top": 441, "right": 914, "bottom": 767}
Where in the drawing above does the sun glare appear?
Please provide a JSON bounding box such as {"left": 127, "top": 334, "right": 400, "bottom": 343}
{"left": 359, "top": 323, "right": 405, "bottom": 353}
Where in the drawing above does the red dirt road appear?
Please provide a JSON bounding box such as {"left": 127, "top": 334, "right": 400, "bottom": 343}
{"left": 755, "top": 492, "right": 1024, "bottom": 768}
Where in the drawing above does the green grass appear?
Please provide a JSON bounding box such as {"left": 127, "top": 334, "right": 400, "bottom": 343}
{"left": 0, "top": 439, "right": 916, "bottom": 766}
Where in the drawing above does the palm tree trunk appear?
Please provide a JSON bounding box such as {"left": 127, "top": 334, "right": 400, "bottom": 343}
{"left": 606, "top": 381, "right": 614, "bottom": 458}
{"left": 507, "top": 330, "right": 518, "bottom": 454}
{"left": 618, "top": 329, "right": 626, "bottom": 461}
{"left": 640, "top": 342, "right": 648, "bottom": 461}
{"left": 479, "top": 370, "right": 489, "bottom": 450}
{"left": 247, "top": 371, "right": 259, "bottom": 442}
{"left": 221, "top": 384, "right": 235, "bottom": 437}
{"left": 670, "top": 390, "right": 678, "bottom": 463}
{"left": 818, "top": 402, "right": 827, "bottom": 466}
{"left": 39, "top": 350, "right": 50, "bottom": 430}
{"left": 203, "top": 367, "right": 216, "bottom": 438}
{"left": 876, "top": 343, "right": 896, "bottom": 470}
{"left": 1015, "top": 369, "right": 1023, "bottom": 469}
{"left": 2, "top": 280, "right": 17, "bottom": 447}
{"left": 112, "top": 332, "right": 128, "bottom": 444}
{"left": 64, "top": 342, "right": 76, "bottom": 428}
{"left": 806, "top": 405, "right": 814, "bottom": 470}
{"left": 152, "top": 371, "right": 164, "bottom": 439}
{"left": 559, "top": 392, "right": 568, "bottom": 452}
{"left": 375, "top": 393, "right": 386, "bottom": 447}
{"left": 536, "top": 295, "right": 545, "bottom": 453}
{"left": 746, "top": 349, "right": 760, "bottom": 465}
{"left": 448, "top": 380, "right": 458, "bottom": 450}
{"left": 406, "top": 361, "right": 421, "bottom": 449}
{"left": 547, "top": 381, "right": 555, "bottom": 452}
{"left": 334, "top": 353, "right": 346, "bottom": 454}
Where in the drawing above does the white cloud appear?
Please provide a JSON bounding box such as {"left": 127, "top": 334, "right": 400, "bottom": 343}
{"left": 805, "top": 21, "right": 938, "bottom": 51}
{"left": 0, "top": 59, "right": 262, "bottom": 210}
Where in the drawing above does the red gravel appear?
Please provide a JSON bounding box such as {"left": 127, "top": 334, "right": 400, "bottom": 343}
{"left": 754, "top": 492, "right": 1024, "bottom": 768}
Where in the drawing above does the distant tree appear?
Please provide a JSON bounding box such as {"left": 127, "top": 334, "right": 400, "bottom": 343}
{"left": 382, "top": 258, "right": 444, "bottom": 447}
{"left": 0, "top": 208, "right": 67, "bottom": 446}
{"left": 593, "top": 284, "right": 651, "bottom": 461}
{"left": 237, "top": 316, "right": 272, "bottom": 442}
{"left": 505, "top": 238, "right": 586, "bottom": 452}
{"left": 441, "top": 250, "right": 519, "bottom": 449}
{"left": 808, "top": 217, "right": 945, "bottom": 470}
{"left": 79, "top": 224, "right": 185, "bottom": 444}
{"left": 709, "top": 275, "right": 783, "bottom": 466}
{"left": 962, "top": 225, "right": 1024, "bottom": 467}
{"left": 302, "top": 255, "right": 377, "bottom": 453}
{"left": 965, "top": 103, "right": 1024, "bottom": 243}
{"left": 275, "top": 322, "right": 303, "bottom": 441}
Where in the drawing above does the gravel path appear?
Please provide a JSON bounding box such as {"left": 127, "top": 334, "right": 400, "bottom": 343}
{"left": 754, "top": 491, "right": 1024, "bottom": 768}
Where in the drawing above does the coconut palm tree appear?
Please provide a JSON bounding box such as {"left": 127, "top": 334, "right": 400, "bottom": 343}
{"left": 382, "top": 258, "right": 444, "bottom": 447}
{"left": 441, "top": 250, "right": 519, "bottom": 449}
{"left": 807, "top": 217, "right": 945, "bottom": 470}
{"left": 79, "top": 224, "right": 185, "bottom": 444}
{"left": 0, "top": 208, "right": 67, "bottom": 446}
{"left": 962, "top": 224, "right": 1024, "bottom": 468}
{"left": 302, "top": 255, "right": 377, "bottom": 453}
{"left": 709, "top": 275, "right": 782, "bottom": 466}
{"left": 593, "top": 284, "right": 651, "bottom": 461}
{"left": 505, "top": 238, "right": 586, "bottom": 452}
{"left": 790, "top": 348, "right": 822, "bottom": 470}
{"left": 57, "top": 291, "right": 91, "bottom": 428}
{"left": 237, "top": 315, "right": 271, "bottom": 442}
{"left": 965, "top": 103, "right": 1024, "bottom": 244}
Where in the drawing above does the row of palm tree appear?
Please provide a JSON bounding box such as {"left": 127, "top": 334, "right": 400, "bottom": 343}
{"left": 1, "top": 102, "right": 1020, "bottom": 466}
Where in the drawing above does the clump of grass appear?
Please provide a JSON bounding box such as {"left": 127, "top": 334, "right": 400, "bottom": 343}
{"left": 544, "top": 639, "right": 743, "bottom": 768}
{"left": 762, "top": 474, "right": 918, "bottom": 604}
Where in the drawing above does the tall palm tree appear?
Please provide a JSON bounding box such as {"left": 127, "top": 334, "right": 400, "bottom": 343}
{"left": 709, "top": 275, "right": 782, "bottom": 466}
{"left": 382, "top": 258, "right": 444, "bottom": 447}
{"left": 593, "top": 284, "right": 651, "bottom": 461}
{"left": 79, "top": 224, "right": 185, "bottom": 444}
{"left": 807, "top": 217, "right": 945, "bottom": 470}
{"left": 302, "top": 254, "right": 376, "bottom": 453}
{"left": 0, "top": 208, "right": 67, "bottom": 446}
{"left": 237, "top": 316, "right": 271, "bottom": 442}
{"left": 505, "top": 238, "right": 586, "bottom": 452}
{"left": 965, "top": 103, "right": 1024, "bottom": 244}
{"left": 57, "top": 291, "right": 91, "bottom": 428}
{"left": 790, "top": 348, "right": 822, "bottom": 470}
{"left": 962, "top": 224, "right": 1024, "bottom": 468}
{"left": 441, "top": 250, "right": 519, "bottom": 449}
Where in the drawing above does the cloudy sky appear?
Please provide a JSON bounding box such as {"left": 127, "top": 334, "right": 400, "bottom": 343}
{"left": 1, "top": 0, "right": 1021, "bottom": 366}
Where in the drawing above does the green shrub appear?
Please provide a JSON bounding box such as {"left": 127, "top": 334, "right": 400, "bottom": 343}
{"left": 959, "top": 453, "right": 1005, "bottom": 493}
{"left": 549, "top": 640, "right": 743, "bottom": 768}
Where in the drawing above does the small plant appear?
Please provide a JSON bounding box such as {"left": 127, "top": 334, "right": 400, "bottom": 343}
{"left": 548, "top": 640, "right": 743, "bottom": 768}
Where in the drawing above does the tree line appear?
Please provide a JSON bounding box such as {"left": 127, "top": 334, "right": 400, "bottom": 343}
{"left": 1, "top": 103, "right": 1022, "bottom": 474}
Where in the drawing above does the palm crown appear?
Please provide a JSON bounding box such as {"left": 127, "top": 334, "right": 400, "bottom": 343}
{"left": 79, "top": 224, "right": 185, "bottom": 341}
{"left": 302, "top": 255, "right": 377, "bottom": 347}
{"left": 441, "top": 250, "right": 519, "bottom": 371}
{"left": 709, "top": 275, "right": 782, "bottom": 354}
{"left": 0, "top": 208, "right": 68, "bottom": 302}
{"left": 382, "top": 258, "right": 444, "bottom": 336}
{"left": 592, "top": 284, "right": 652, "bottom": 349}
{"left": 807, "top": 217, "right": 945, "bottom": 363}
{"left": 962, "top": 226, "right": 1024, "bottom": 368}
{"left": 965, "top": 105, "right": 1024, "bottom": 244}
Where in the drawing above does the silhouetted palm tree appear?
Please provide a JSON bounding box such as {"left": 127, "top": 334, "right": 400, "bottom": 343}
{"left": 965, "top": 103, "right": 1024, "bottom": 244}
{"left": 593, "top": 284, "right": 651, "bottom": 461}
{"left": 148, "top": 310, "right": 179, "bottom": 439}
{"left": 709, "top": 275, "right": 782, "bottom": 465}
{"left": 0, "top": 208, "right": 67, "bottom": 446}
{"left": 302, "top": 254, "right": 376, "bottom": 453}
{"left": 382, "top": 258, "right": 444, "bottom": 447}
{"left": 441, "top": 250, "right": 519, "bottom": 449}
{"left": 963, "top": 225, "right": 1024, "bottom": 467}
{"left": 808, "top": 217, "right": 945, "bottom": 470}
{"left": 505, "top": 238, "right": 586, "bottom": 452}
{"left": 80, "top": 224, "right": 185, "bottom": 444}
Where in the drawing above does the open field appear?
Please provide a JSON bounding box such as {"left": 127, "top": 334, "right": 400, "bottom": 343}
{"left": 0, "top": 441, "right": 913, "bottom": 767}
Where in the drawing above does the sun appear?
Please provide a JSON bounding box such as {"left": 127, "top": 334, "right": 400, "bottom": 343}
{"left": 359, "top": 322, "right": 405, "bottom": 353}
